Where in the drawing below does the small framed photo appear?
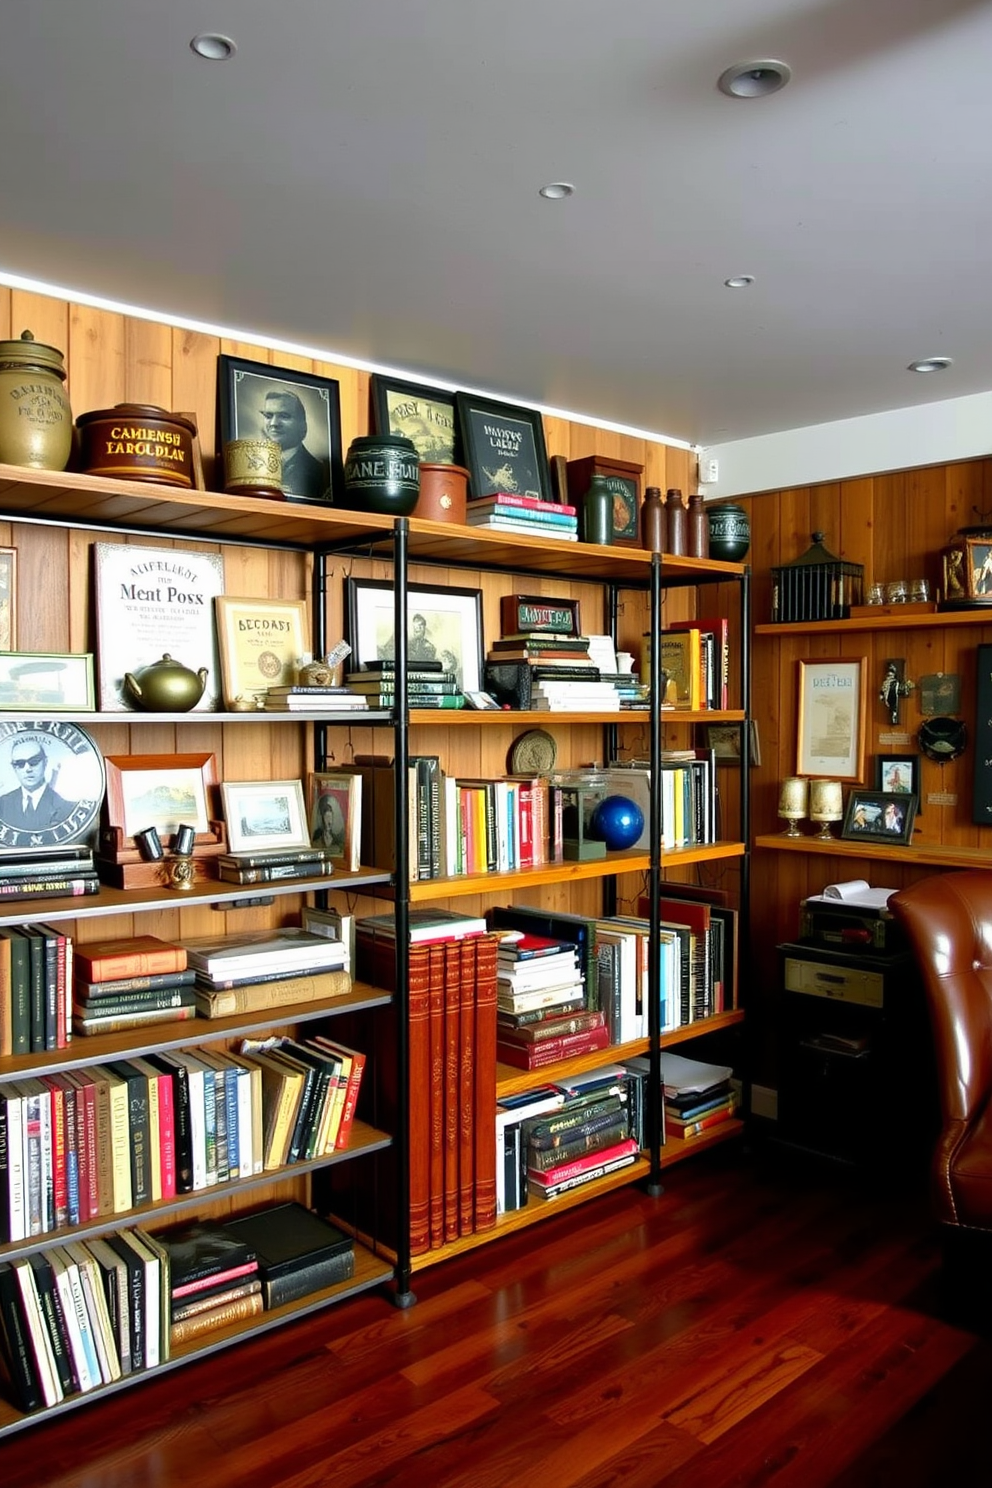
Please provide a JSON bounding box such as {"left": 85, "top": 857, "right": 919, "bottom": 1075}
{"left": 217, "top": 354, "right": 343, "bottom": 504}
{"left": 841, "top": 788, "right": 917, "bottom": 846}
{"left": 796, "top": 656, "right": 867, "bottom": 782}
{"left": 0, "top": 652, "right": 94, "bottom": 711}
{"left": 214, "top": 595, "right": 309, "bottom": 707}
{"left": 308, "top": 769, "right": 362, "bottom": 871}
{"left": 344, "top": 576, "right": 484, "bottom": 693}
{"left": 873, "top": 752, "right": 921, "bottom": 815}
{"left": 464, "top": 690, "right": 502, "bottom": 711}
{"left": 222, "top": 779, "right": 310, "bottom": 855}
{"left": 104, "top": 752, "right": 220, "bottom": 846}
{"left": 370, "top": 373, "right": 460, "bottom": 465}
{"left": 454, "top": 390, "right": 551, "bottom": 503}
{"left": 704, "top": 720, "right": 761, "bottom": 766}
{"left": 0, "top": 548, "right": 15, "bottom": 651}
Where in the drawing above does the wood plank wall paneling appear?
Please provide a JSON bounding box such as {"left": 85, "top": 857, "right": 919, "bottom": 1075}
{"left": 0, "top": 282, "right": 678, "bottom": 943}
{"left": 740, "top": 459, "right": 992, "bottom": 1084}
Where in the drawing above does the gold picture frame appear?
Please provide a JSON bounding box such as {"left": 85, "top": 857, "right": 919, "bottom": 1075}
{"left": 796, "top": 657, "right": 867, "bottom": 782}
{"left": 214, "top": 595, "right": 309, "bottom": 708}
{"left": 0, "top": 548, "right": 15, "bottom": 651}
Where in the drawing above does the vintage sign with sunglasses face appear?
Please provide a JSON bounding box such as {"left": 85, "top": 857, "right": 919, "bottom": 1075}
{"left": 0, "top": 719, "right": 105, "bottom": 850}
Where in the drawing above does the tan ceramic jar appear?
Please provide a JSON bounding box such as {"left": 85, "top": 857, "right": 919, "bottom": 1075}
{"left": 0, "top": 330, "right": 73, "bottom": 470}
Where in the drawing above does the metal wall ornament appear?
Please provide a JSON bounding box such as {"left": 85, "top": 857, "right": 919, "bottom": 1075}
{"left": 878, "top": 658, "right": 915, "bottom": 725}
{"left": 918, "top": 716, "right": 967, "bottom": 763}
{"left": 0, "top": 720, "right": 105, "bottom": 850}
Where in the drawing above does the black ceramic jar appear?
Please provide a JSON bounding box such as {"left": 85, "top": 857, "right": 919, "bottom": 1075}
{"left": 340, "top": 434, "right": 420, "bottom": 516}
{"left": 705, "top": 501, "right": 751, "bottom": 562}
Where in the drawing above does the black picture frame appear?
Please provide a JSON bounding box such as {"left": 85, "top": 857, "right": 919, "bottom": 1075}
{"left": 840, "top": 788, "right": 917, "bottom": 846}
{"left": 344, "top": 576, "right": 484, "bottom": 693}
{"left": 873, "top": 752, "right": 922, "bottom": 815}
{"left": 370, "top": 373, "right": 460, "bottom": 465}
{"left": 217, "top": 354, "right": 343, "bottom": 505}
{"left": 454, "top": 391, "right": 551, "bottom": 503}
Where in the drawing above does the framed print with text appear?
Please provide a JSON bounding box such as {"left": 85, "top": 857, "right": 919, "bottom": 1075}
{"left": 214, "top": 596, "right": 308, "bottom": 708}
{"left": 796, "top": 657, "right": 866, "bottom": 782}
{"left": 370, "top": 373, "right": 460, "bottom": 464}
{"left": 454, "top": 391, "right": 551, "bottom": 503}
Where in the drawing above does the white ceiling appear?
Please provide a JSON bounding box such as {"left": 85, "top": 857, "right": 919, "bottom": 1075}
{"left": 1, "top": 0, "right": 990, "bottom": 447}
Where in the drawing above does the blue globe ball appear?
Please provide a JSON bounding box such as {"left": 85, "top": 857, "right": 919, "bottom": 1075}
{"left": 589, "top": 794, "right": 644, "bottom": 850}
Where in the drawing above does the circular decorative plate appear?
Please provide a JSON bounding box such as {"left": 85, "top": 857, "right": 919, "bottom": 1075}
{"left": 0, "top": 720, "right": 105, "bottom": 849}
{"left": 918, "top": 716, "right": 968, "bottom": 763}
{"left": 508, "top": 728, "right": 558, "bottom": 776}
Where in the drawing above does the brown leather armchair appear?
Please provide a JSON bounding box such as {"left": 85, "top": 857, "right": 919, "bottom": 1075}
{"left": 889, "top": 870, "right": 992, "bottom": 1307}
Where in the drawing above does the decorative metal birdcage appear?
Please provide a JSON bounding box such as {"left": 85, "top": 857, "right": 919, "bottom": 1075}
{"left": 770, "top": 531, "right": 864, "bottom": 623}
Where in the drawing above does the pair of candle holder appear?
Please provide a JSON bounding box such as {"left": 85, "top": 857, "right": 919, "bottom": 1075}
{"left": 778, "top": 777, "right": 843, "bottom": 839}
{"left": 134, "top": 823, "right": 198, "bottom": 890}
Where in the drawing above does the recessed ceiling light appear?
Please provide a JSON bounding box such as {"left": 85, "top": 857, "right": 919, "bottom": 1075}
{"left": 539, "top": 182, "right": 575, "bottom": 200}
{"left": 190, "top": 33, "right": 237, "bottom": 60}
{"left": 724, "top": 275, "right": 755, "bottom": 289}
{"left": 718, "top": 60, "right": 791, "bottom": 98}
{"left": 909, "top": 356, "right": 952, "bottom": 373}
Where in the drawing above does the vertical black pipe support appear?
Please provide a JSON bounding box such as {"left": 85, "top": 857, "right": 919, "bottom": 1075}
{"left": 391, "top": 519, "right": 416, "bottom": 1306}
{"left": 604, "top": 580, "right": 621, "bottom": 917}
{"left": 646, "top": 552, "right": 664, "bottom": 1196}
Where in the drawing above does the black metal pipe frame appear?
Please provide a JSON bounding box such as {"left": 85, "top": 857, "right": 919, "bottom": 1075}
{"left": 390, "top": 519, "right": 415, "bottom": 1306}
{"left": 646, "top": 553, "right": 663, "bottom": 1195}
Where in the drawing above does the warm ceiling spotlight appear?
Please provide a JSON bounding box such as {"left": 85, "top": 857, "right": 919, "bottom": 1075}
{"left": 909, "top": 356, "right": 953, "bottom": 373}
{"left": 718, "top": 60, "right": 792, "bottom": 98}
{"left": 190, "top": 33, "right": 237, "bottom": 60}
{"left": 724, "top": 275, "right": 755, "bottom": 289}
{"left": 539, "top": 182, "right": 575, "bottom": 200}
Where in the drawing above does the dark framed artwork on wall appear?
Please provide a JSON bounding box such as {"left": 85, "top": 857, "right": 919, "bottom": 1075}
{"left": 370, "top": 374, "right": 460, "bottom": 464}
{"left": 454, "top": 391, "right": 551, "bottom": 503}
{"left": 217, "top": 354, "right": 343, "bottom": 504}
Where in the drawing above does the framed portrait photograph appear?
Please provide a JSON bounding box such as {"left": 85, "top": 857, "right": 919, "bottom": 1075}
{"left": 214, "top": 596, "right": 309, "bottom": 707}
{"left": 104, "top": 752, "right": 219, "bottom": 846}
{"left": 703, "top": 720, "right": 761, "bottom": 766}
{"left": 217, "top": 354, "right": 343, "bottom": 505}
{"left": 370, "top": 373, "right": 460, "bottom": 465}
{"left": 0, "top": 720, "right": 105, "bottom": 851}
{"left": 308, "top": 769, "right": 363, "bottom": 871}
{"left": 841, "top": 788, "right": 917, "bottom": 846}
{"left": 0, "top": 548, "right": 15, "bottom": 651}
{"left": 344, "top": 576, "right": 484, "bottom": 693}
{"left": 873, "top": 752, "right": 921, "bottom": 815}
{"left": 796, "top": 657, "right": 867, "bottom": 782}
{"left": 454, "top": 391, "right": 552, "bottom": 503}
{"left": 0, "top": 652, "right": 94, "bottom": 712}
{"left": 222, "top": 778, "right": 310, "bottom": 854}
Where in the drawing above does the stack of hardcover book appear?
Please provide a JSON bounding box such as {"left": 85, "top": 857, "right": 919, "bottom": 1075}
{"left": 179, "top": 928, "right": 351, "bottom": 1019}
{"left": 72, "top": 935, "right": 196, "bottom": 1038}
{"left": 345, "top": 660, "right": 464, "bottom": 710}
{"left": 0, "top": 844, "right": 99, "bottom": 905}
{"left": 466, "top": 492, "right": 579, "bottom": 540}
{"left": 625, "top": 1051, "right": 738, "bottom": 1143}
{"left": 157, "top": 1218, "right": 262, "bottom": 1347}
{"left": 262, "top": 684, "right": 370, "bottom": 713}
{"left": 494, "top": 931, "right": 607, "bottom": 1071}
{"left": 214, "top": 846, "right": 336, "bottom": 886}
{"left": 525, "top": 1064, "right": 642, "bottom": 1202}
{"left": 222, "top": 1201, "right": 355, "bottom": 1307}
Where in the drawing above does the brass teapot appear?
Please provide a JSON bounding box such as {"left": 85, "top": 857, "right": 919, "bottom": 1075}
{"left": 123, "top": 653, "right": 208, "bottom": 711}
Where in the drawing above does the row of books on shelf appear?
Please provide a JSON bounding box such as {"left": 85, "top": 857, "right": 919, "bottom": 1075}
{"left": 660, "top": 616, "right": 731, "bottom": 711}
{"left": 0, "top": 1202, "right": 353, "bottom": 1414}
{"left": 0, "top": 1031, "right": 366, "bottom": 1245}
{"left": 1, "top": 919, "right": 354, "bottom": 1054}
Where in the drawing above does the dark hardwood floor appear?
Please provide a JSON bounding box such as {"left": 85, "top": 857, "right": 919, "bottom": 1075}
{"left": 6, "top": 1141, "right": 991, "bottom": 1488}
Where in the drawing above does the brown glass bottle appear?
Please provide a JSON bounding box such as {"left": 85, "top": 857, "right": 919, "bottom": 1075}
{"left": 641, "top": 486, "right": 665, "bottom": 552}
{"left": 687, "top": 492, "right": 708, "bottom": 558}
{"left": 665, "top": 488, "right": 686, "bottom": 555}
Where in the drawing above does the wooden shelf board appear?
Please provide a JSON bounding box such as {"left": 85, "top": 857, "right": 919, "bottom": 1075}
{"left": 661, "top": 1009, "right": 745, "bottom": 1047}
{"left": 0, "top": 1122, "right": 393, "bottom": 1267}
{"left": 408, "top": 1156, "right": 653, "bottom": 1269}
{"left": 755, "top": 609, "right": 992, "bottom": 636}
{"left": 409, "top": 709, "right": 651, "bottom": 725}
{"left": 755, "top": 833, "right": 992, "bottom": 870}
{"left": 660, "top": 553, "right": 747, "bottom": 582}
{"left": 0, "top": 864, "right": 393, "bottom": 926}
{"left": 406, "top": 850, "right": 652, "bottom": 900}
{"left": 496, "top": 1036, "right": 650, "bottom": 1099}
{"left": 660, "top": 1118, "right": 745, "bottom": 1166}
{"left": 663, "top": 709, "right": 746, "bottom": 725}
{"left": 0, "top": 985, "right": 392, "bottom": 1082}
{"left": 0, "top": 1241, "right": 394, "bottom": 1439}
{"left": 661, "top": 841, "right": 746, "bottom": 867}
